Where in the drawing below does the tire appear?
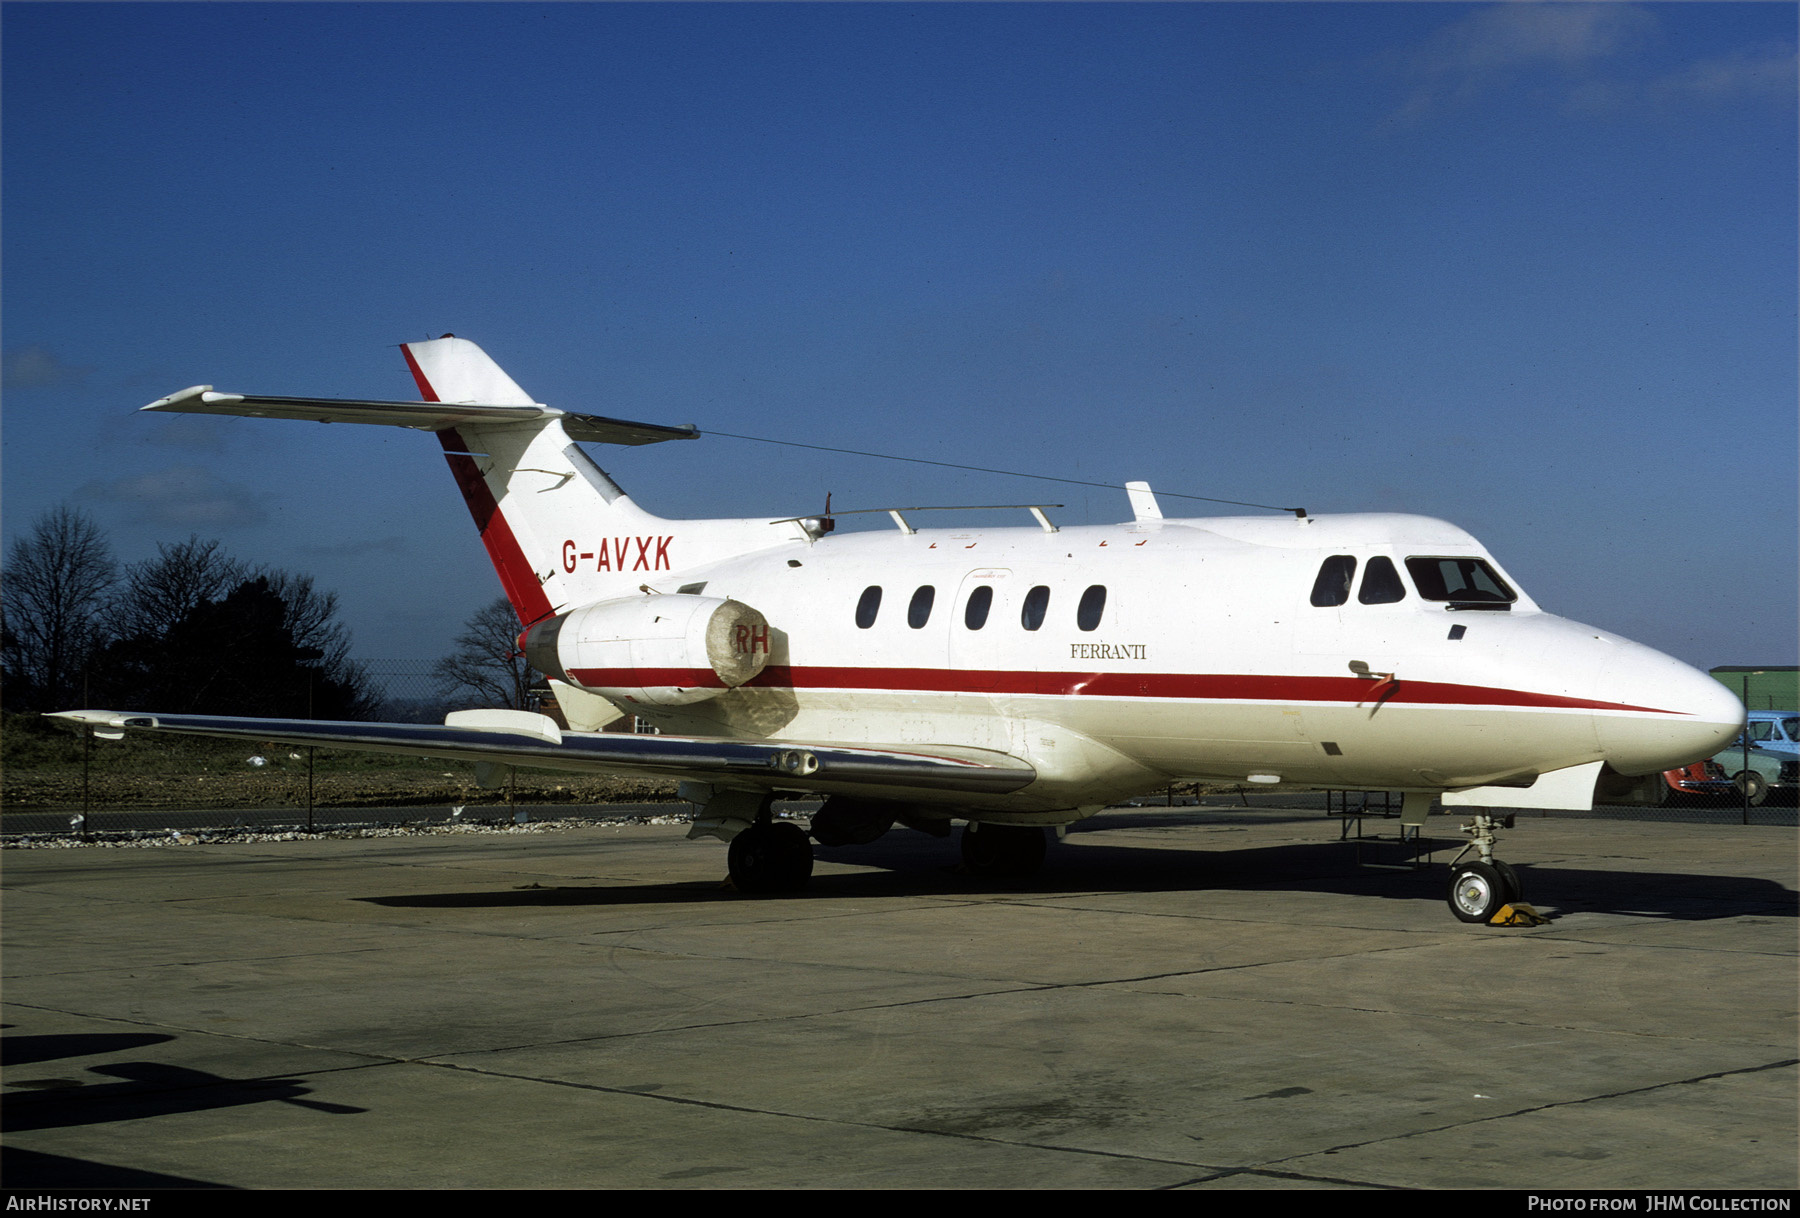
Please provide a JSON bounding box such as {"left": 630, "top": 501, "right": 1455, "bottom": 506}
{"left": 1448, "top": 861, "right": 1510, "bottom": 924}
{"left": 728, "top": 821, "right": 814, "bottom": 894}
{"left": 1733, "top": 771, "right": 1770, "bottom": 807}
{"left": 1493, "top": 859, "right": 1524, "bottom": 903}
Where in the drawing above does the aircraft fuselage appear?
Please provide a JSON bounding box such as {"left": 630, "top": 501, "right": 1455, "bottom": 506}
{"left": 542, "top": 509, "right": 1742, "bottom": 821}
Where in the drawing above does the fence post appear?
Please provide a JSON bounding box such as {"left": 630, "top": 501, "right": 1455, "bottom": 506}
{"left": 1741, "top": 674, "right": 1751, "bottom": 825}
{"left": 81, "top": 666, "right": 93, "bottom": 837}
{"left": 307, "top": 670, "right": 315, "bottom": 832}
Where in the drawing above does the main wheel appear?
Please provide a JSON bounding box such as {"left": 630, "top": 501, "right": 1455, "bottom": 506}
{"left": 1732, "top": 771, "right": 1769, "bottom": 807}
{"left": 1448, "top": 861, "right": 1513, "bottom": 923}
{"left": 960, "top": 823, "right": 1047, "bottom": 879}
{"left": 728, "top": 821, "right": 814, "bottom": 894}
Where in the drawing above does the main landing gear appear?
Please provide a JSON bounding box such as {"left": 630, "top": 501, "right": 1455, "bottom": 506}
{"left": 727, "top": 817, "right": 814, "bottom": 894}
{"left": 959, "top": 822, "right": 1046, "bottom": 879}
{"left": 1446, "top": 812, "right": 1524, "bottom": 923}
{"left": 726, "top": 812, "right": 1048, "bottom": 891}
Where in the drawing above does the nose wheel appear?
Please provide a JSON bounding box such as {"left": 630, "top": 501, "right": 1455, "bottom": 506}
{"left": 1449, "top": 860, "right": 1521, "bottom": 922}
{"left": 1446, "top": 813, "right": 1524, "bottom": 923}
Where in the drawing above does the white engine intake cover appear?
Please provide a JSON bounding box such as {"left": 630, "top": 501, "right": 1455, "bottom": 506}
{"left": 524, "top": 594, "right": 770, "bottom": 706}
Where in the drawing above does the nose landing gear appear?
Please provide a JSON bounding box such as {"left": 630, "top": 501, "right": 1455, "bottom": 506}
{"left": 1446, "top": 812, "right": 1525, "bottom": 923}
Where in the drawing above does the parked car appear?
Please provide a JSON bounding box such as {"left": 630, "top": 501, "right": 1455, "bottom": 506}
{"left": 1658, "top": 743, "right": 1791, "bottom": 806}
{"left": 1656, "top": 758, "right": 1728, "bottom": 802}
{"left": 1742, "top": 711, "right": 1800, "bottom": 759}
{"left": 1714, "top": 742, "right": 1788, "bottom": 806}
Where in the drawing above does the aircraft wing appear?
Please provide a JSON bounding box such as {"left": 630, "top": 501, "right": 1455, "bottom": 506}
{"left": 48, "top": 711, "right": 1037, "bottom": 797}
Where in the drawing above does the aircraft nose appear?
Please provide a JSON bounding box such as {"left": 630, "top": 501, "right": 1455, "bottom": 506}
{"left": 1593, "top": 644, "right": 1744, "bottom": 775}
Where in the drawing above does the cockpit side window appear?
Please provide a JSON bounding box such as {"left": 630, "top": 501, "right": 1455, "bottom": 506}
{"left": 1358, "top": 556, "right": 1406, "bottom": 605}
{"left": 1310, "top": 555, "right": 1357, "bottom": 607}
{"left": 1405, "top": 557, "right": 1516, "bottom": 607}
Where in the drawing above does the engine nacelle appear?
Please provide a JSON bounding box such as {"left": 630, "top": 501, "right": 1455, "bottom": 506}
{"left": 523, "top": 594, "right": 771, "bottom": 707}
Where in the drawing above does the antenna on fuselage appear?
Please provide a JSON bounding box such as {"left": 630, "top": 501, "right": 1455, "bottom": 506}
{"left": 1125, "top": 481, "right": 1163, "bottom": 522}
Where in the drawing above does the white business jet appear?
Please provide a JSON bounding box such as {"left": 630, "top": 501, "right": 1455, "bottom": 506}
{"left": 56, "top": 336, "right": 1744, "bottom": 921}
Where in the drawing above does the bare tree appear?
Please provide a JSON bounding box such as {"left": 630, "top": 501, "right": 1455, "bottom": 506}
{"left": 433, "top": 598, "right": 535, "bottom": 709}
{"left": 95, "top": 563, "right": 377, "bottom": 719}
{"left": 165, "top": 574, "right": 377, "bottom": 718}
{"left": 1, "top": 506, "right": 116, "bottom": 710}
{"left": 263, "top": 571, "right": 355, "bottom": 681}
{"left": 112, "top": 536, "right": 247, "bottom": 641}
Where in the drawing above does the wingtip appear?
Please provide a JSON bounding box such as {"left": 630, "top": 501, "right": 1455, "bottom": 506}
{"left": 141, "top": 385, "right": 213, "bottom": 411}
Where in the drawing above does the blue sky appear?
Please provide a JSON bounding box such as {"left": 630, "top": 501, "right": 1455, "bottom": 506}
{"left": 4, "top": 2, "right": 1794, "bottom": 673}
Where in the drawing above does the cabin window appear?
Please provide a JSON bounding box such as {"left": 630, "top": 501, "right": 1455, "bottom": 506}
{"left": 1021, "top": 585, "right": 1050, "bottom": 631}
{"left": 1405, "top": 557, "right": 1516, "bottom": 607}
{"left": 908, "top": 585, "right": 936, "bottom": 629}
{"left": 855, "top": 586, "right": 882, "bottom": 629}
{"left": 1077, "top": 585, "right": 1107, "bottom": 631}
{"left": 1310, "top": 555, "right": 1357, "bottom": 607}
{"left": 1358, "top": 556, "right": 1406, "bottom": 604}
{"left": 964, "top": 585, "right": 993, "bottom": 630}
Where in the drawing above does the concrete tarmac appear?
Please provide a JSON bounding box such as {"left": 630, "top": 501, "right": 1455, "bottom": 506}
{"left": 2, "top": 808, "right": 1794, "bottom": 1190}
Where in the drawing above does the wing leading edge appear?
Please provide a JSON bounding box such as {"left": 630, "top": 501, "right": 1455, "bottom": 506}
{"left": 48, "top": 711, "right": 1037, "bottom": 798}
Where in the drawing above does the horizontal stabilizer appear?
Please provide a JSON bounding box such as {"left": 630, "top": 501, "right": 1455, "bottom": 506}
{"left": 141, "top": 387, "right": 698, "bottom": 446}
{"left": 49, "top": 711, "right": 1037, "bottom": 797}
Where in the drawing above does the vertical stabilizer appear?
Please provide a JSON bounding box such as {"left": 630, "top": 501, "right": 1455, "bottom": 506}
{"left": 401, "top": 338, "right": 659, "bottom": 625}
{"left": 398, "top": 338, "right": 797, "bottom": 626}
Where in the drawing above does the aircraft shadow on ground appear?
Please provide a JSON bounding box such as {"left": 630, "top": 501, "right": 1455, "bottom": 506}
{"left": 356, "top": 835, "right": 1797, "bottom": 920}
{"left": 1, "top": 1032, "right": 174, "bottom": 1067}
{"left": 0, "top": 1033, "right": 366, "bottom": 1186}
{"left": 0, "top": 1041, "right": 366, "bottom": 1145}
{"left": 0, "top": 1048, "right": 352, "bottom": 1187}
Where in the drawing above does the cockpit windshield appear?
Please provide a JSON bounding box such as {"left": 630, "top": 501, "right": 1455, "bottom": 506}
{"left": 1405, "top": 557, "right": 1516, "bottom": 609}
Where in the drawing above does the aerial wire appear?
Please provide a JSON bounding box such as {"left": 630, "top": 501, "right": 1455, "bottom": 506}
{"left": 704, "top": 428, "right": 1307, "bottom": 518}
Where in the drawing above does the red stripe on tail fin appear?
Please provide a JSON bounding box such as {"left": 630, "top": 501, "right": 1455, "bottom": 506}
{"left": 401, "top": 344, "right": 440, "bottom": 402}
{"left": 438, "top": 429, "right": 553, "bottom": 625}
